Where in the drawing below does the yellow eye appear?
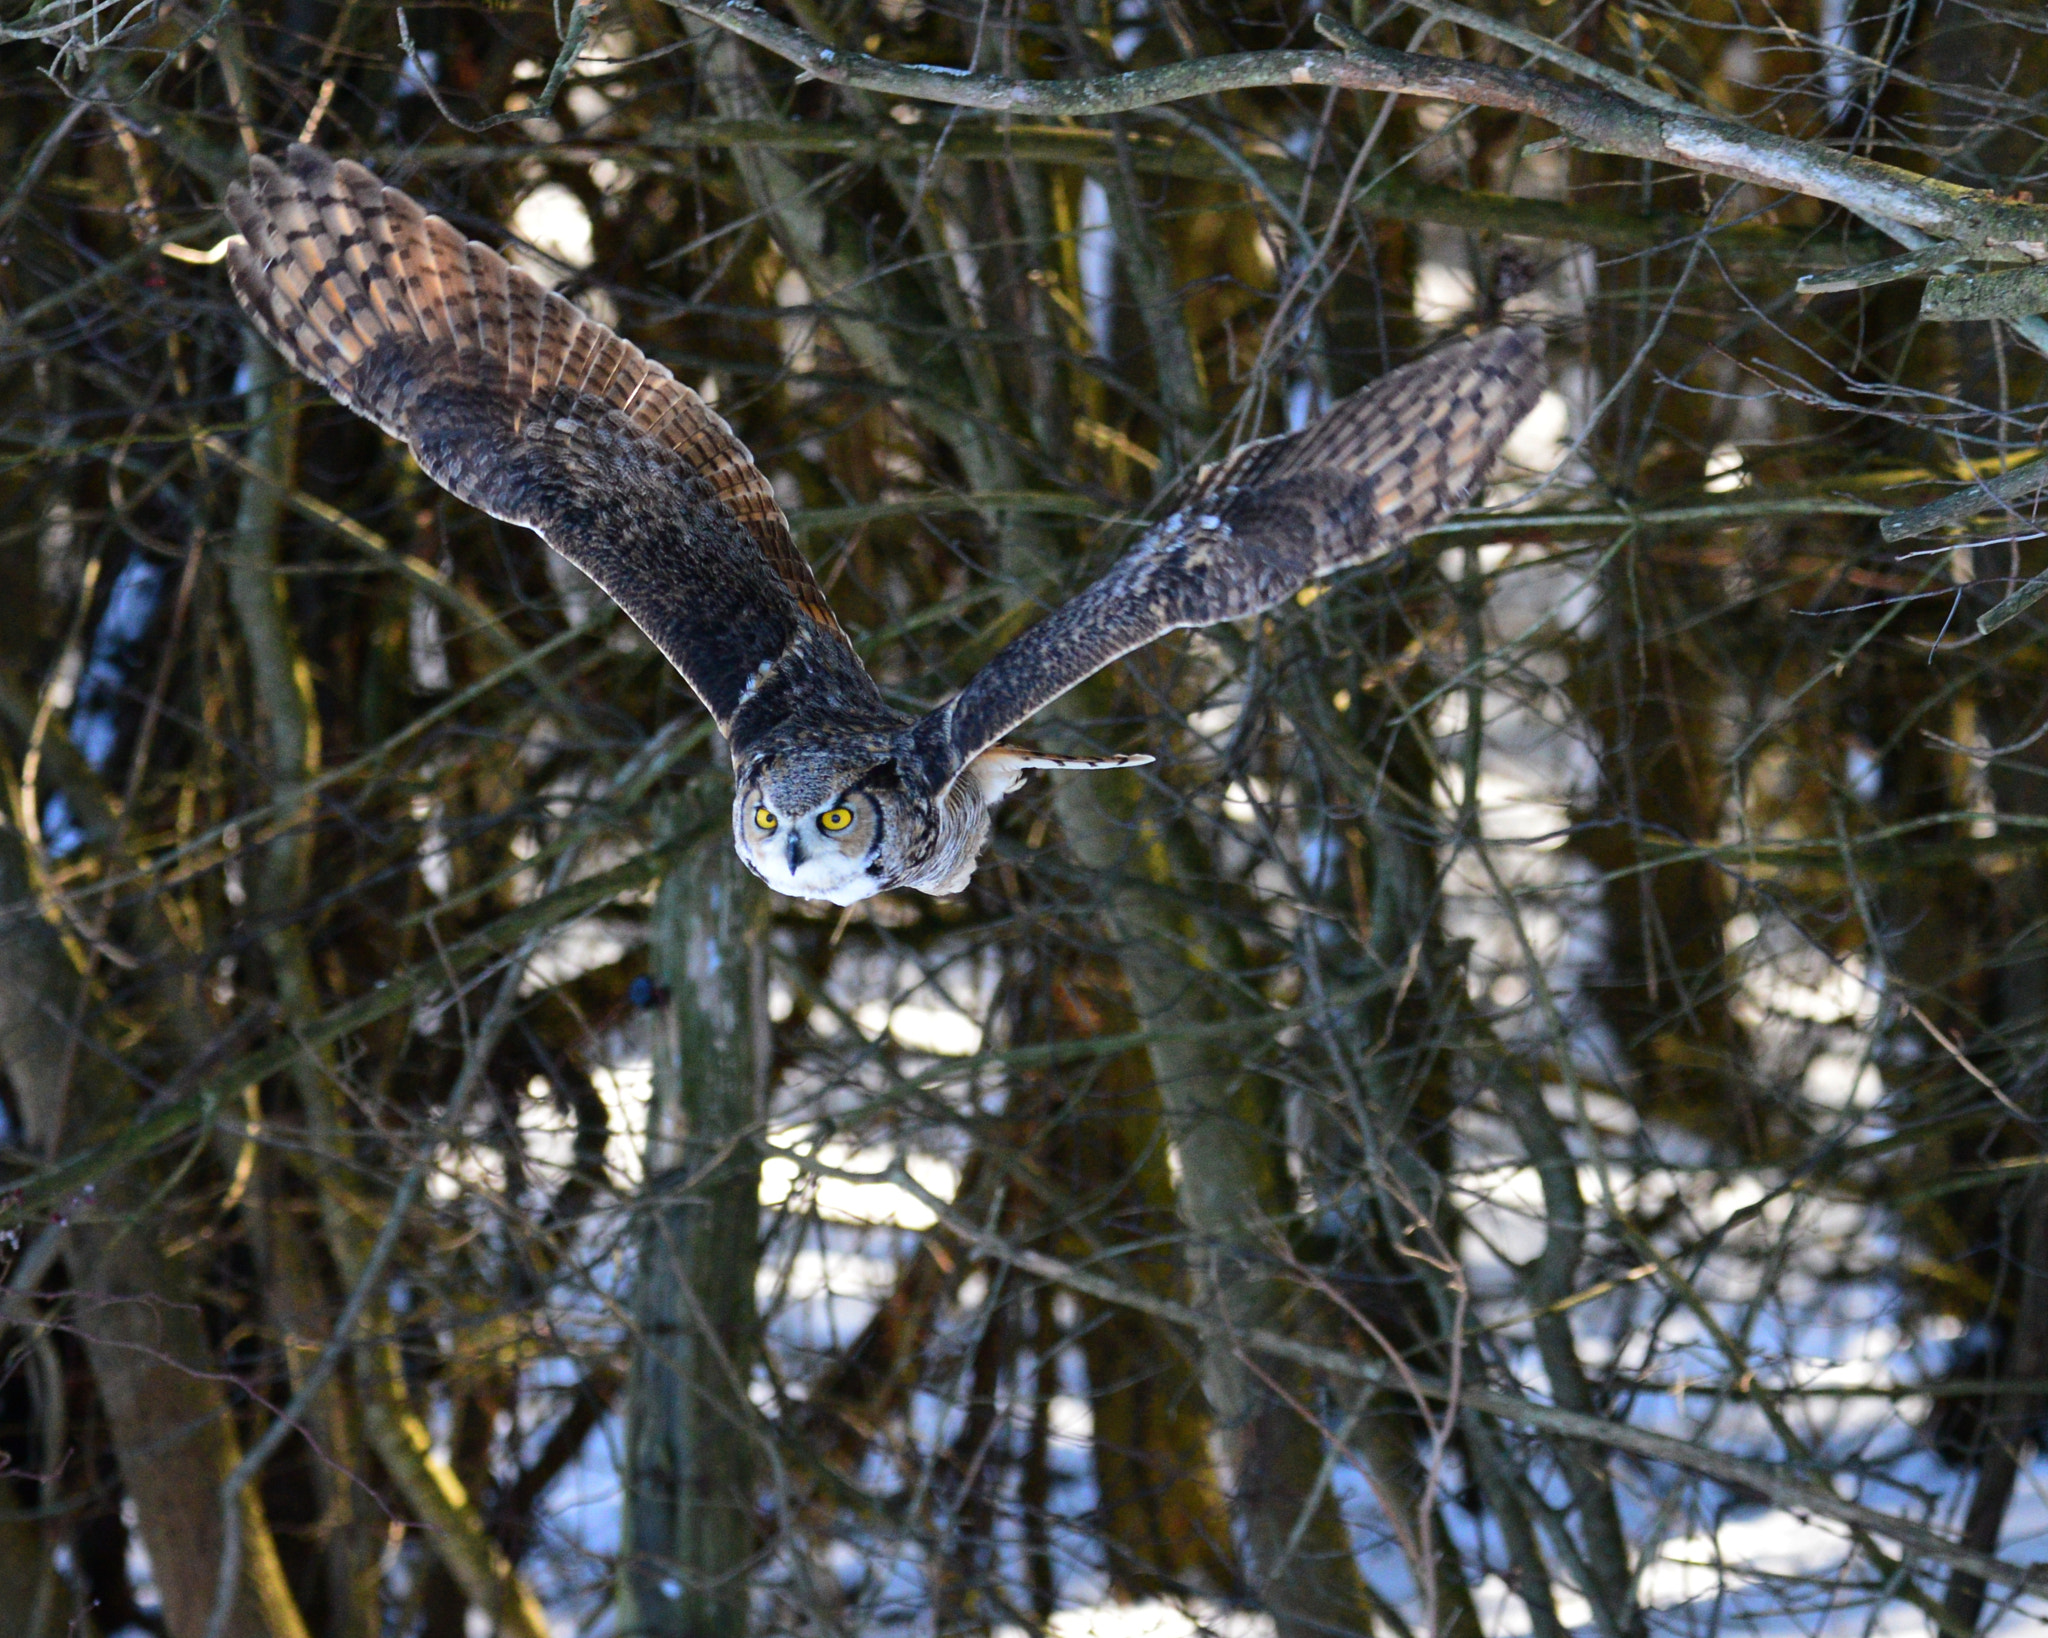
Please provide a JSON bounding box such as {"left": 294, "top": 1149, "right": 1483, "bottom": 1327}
{"left": 819, "top": 805, "right": 855, "bottom": 833}
{"left": 754, "top": 806, "right": 778, "bottom": 831}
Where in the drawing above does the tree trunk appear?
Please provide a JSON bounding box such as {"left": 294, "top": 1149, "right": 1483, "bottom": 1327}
{"left": 0, "top": 822, "right": 307, "bottom": 1638}
{"left": 1036, "top": 960, "right": 1241, "bottom": 1602}
{"left": 621, "top": 821, "right": 768, "bottom": 1635}
{"left": 1052, "top": 763, "right": 1380, "bottom": 1638}
{"left": 1941, "top": 680, "right": 2048, "bottom": 1632}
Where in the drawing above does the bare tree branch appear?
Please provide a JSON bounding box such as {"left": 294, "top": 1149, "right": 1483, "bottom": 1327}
{"left": 677, "top": 0, "right": 2048, "bottom": 250}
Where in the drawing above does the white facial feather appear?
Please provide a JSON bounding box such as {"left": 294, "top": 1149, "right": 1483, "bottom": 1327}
{"left": 735, "top": 791, "right": 884, "bottom": 906}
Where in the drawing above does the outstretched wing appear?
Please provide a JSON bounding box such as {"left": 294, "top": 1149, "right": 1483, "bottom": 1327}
{"left": 223, "top": 144, "right": 875, "bottom": 747}
{"left": 903, "top": 326, "right": 1546, "bottom": 792}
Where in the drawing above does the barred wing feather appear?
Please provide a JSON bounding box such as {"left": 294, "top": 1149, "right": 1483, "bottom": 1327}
{"left": 223, "top": 144, "right": 867, "bottom": 742}
{"left": 905, "top": 325, "right": 1547, "bottom": 792}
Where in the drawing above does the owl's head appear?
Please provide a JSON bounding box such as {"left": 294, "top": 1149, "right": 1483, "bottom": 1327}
{"left": 732, "top": 739, "right": 1152, "bottom": 906}
{"left": 732, "top": 744, "right": 934, "bottom": 906}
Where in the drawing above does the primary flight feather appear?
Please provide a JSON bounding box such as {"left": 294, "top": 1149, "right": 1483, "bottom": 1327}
{"left": 224, "top": 145, "right": 1545, "bottom": 904}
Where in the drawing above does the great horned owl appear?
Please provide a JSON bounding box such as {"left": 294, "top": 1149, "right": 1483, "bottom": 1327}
{"left": 224, "top": 147, "right": 1544, "bottom": 905}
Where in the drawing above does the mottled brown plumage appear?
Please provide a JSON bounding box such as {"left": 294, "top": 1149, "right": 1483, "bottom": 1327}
{"left": 225, "top": 145, "right": 865, "bottom": 750}
{"left": 224, "top": 146, "right": 1545, "bottom": 904}
{"left": 903, "top": 325, "right": 1547, "bottom": 790}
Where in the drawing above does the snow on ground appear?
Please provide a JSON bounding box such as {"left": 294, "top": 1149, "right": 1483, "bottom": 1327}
{"left": 488, "top": 507, "right": 2048, "bottom": 1636}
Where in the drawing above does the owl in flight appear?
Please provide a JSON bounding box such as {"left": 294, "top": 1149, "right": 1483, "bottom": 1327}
{"left": 225, "top": 147, "right": 1544, "bottom": 905}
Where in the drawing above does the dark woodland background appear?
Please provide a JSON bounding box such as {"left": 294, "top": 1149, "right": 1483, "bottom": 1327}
{"left": 2, "top": 1, "right": 2048, "bottom": 1635}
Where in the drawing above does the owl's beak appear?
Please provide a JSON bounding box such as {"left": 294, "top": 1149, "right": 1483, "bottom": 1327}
{"left": 786, "top": 836, "right": 806, "bottom": 872}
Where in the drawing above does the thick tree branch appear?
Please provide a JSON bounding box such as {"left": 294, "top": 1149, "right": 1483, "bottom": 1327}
{"left": 675, "top": 1, "right": 2048, "bottom": 254}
